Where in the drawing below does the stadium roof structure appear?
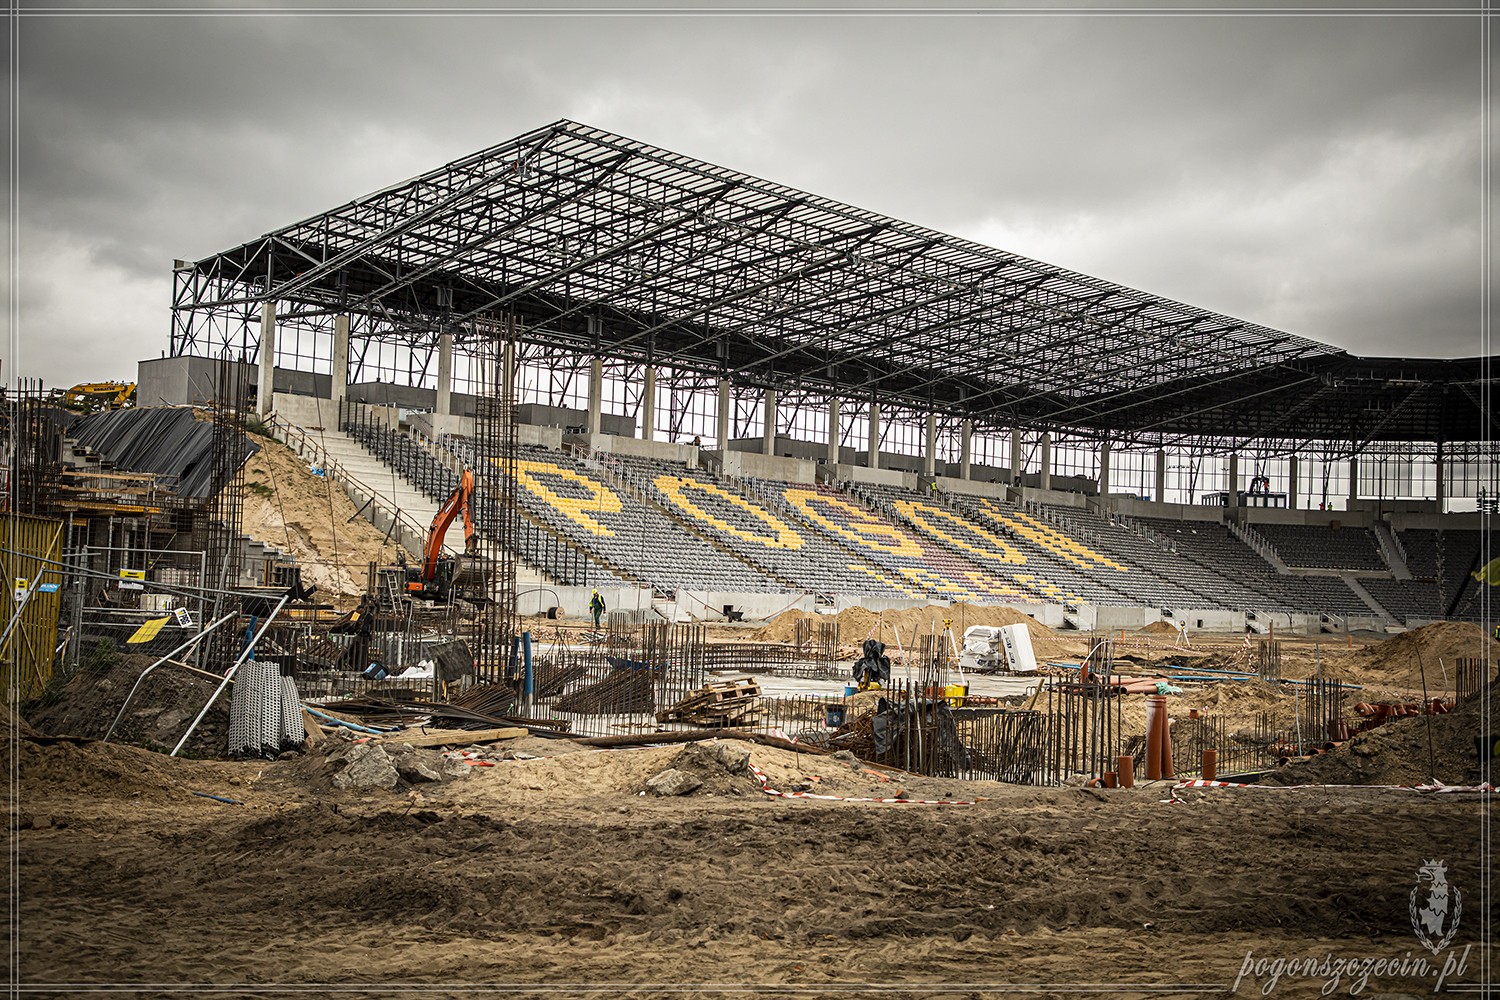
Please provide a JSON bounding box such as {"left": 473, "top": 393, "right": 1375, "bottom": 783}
{"left": 175, "top": 119, "right": 1490, "bottom": 446}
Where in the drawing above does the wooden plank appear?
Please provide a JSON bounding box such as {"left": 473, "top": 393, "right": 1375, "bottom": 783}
{"left": 379, "top": 726, "right": 526, "bottom": 748}
{"left": 301, "top": 709, "right": 325, "bottom": 748}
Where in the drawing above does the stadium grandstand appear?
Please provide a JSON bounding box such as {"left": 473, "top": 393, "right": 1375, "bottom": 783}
{"left": 142, "top": 118, "right": 1494, "bottom": 633}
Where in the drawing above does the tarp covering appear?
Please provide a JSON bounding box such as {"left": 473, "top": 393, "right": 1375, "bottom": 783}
{"left": 67, "top": 406, "right": 257, "bottom": 498}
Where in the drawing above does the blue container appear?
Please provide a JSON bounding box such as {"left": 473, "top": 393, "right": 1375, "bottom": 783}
{"left": 825, "top": 704, "right": 847, "bottom": 728}
{"left": 845, "top": 685, "right": 857, "bottom": 697}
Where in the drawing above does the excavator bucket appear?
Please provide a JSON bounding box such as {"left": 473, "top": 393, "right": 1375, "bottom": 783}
{"left": 450, "top": 553, "right": 496, "bottom": 596}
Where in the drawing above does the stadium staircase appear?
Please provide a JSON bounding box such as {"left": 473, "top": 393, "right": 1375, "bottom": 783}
{"left": 1372, "top": 521, "right": 1412, "bottom": 580}
{"left": 272, "top": 412, "right": 548, "bottom": 586}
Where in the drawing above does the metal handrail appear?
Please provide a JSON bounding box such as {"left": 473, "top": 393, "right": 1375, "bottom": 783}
{"left": 267, "top": 413, "right": 428, "bottom": 552}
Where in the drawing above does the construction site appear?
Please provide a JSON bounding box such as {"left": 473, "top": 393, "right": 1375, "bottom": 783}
{"left": 5, "top": 120, "right": 1495, "bottom": 996}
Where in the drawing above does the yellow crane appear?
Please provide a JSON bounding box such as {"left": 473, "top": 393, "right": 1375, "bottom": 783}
{"left": 62, "top": 382, "right": 136, "bottom": 410}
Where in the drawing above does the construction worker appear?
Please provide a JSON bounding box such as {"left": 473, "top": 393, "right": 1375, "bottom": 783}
{"left": 589, "top": 589, "right": 606, "bottom": 631}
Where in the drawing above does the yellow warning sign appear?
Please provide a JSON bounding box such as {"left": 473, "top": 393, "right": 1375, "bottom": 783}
{"left": 126, "top": 617, "right": 171, "bottom": 644}
{"left": 118, "top": 569, "right": 146, "bottom": 581}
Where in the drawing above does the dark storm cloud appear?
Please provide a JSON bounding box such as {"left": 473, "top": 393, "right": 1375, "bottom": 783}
{"left": 7, "top": 9, "right": 1484, "bottom": 386}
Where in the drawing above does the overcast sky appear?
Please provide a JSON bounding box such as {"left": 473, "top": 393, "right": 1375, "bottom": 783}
{"left": 4, "top": 3, "right": 1487, "bottom": 387}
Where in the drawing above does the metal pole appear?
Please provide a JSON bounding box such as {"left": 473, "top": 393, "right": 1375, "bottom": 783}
{"left": 170, "top": 593, "right": 291, "bottom": 757}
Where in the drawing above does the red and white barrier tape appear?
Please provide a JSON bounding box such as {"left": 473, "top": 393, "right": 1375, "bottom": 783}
{"left": 747, "top": 762, "right": 978, "bottom": 805}
{"left": 1172, "top": 779, "right": 1495, "bottom": 794}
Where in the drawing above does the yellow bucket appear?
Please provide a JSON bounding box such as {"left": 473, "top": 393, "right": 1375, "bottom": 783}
{"left": 942, "top": 684, "right": 968, "bottom": 707}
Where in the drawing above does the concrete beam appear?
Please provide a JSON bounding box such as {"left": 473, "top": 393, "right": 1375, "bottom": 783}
{"left": 827, "top": 397, "right": 841, "bottom": 466}
{"left": 960, "top": 419, "right": 973, "bottom": 480}
{"left": 257, "top": 302, "right": 275, "bottom": 417}
{"left": 1098, "top": 438, "right": 1111, "bottom": 496}
{"left": 1155, "top": 449, "right": 1167, "bottom": 503}
{"left": 1227, "top": 453, "right": 1239, "bottom": 508}
{"left": 1348, "top": 455, "right": 1359, "bottom": 507}
{"left": 1435, "top": 442, "right": 1445, "bottom": 510}
{"left": 923, "top": 413, "right": 937, "bottom": 477}
{"left": 762, "top": 387, "right": 777, "bottom": 456}
{"left": 641, "top": 366, "right": 656, "bottom": 442}
{"left": 1288, "top": 455, "right": 1300, "bottom": 510}
{"left": 435, "top": 331, "right": 454, "bottom": 417}
{"left": 1038, "top": 432, "right": 1051, "bottom": 490}
{"left": 716, "top": 378, "right": 731, "bottom": 451}
{"left": 1010, "top": 428, "right": 1023, "bottom": 485}
{"left": 867, "top": 402, "right": 881, "bottom": 470}
{"left": 331, "top": 314, "right": 350, "bottom": 408}
{"left": 587, "top": 357, "right": 603, "bottom": 435}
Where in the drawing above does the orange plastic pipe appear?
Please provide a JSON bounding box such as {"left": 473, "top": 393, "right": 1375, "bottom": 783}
{"left": 1144, "top": 696, "right": 1163, "bottom": 780}
{"left": 1201, "top": 748, "right": 1217, "bottom": 782}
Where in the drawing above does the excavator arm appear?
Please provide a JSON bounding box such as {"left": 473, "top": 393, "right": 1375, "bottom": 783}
{"left": 421, "top": 468, "right": 476, "bottom": 581}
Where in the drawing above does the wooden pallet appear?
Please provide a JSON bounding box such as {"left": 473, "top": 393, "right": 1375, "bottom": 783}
{"left": 655, "top": 680, "right": 764, "bottom": 723}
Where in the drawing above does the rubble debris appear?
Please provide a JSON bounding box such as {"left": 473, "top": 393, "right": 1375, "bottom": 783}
{"left": 330, "top": 743, "right": 401, "bottom": 790}
{"left": 644, "top": 767, "right": 703, "bottom": 796}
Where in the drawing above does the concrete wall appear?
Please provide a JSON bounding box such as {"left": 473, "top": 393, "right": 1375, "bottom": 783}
{"left": 567, "top": 432, "right": 696, "bottom": 465}
{"left": 1354, "top": 498, "right": 1442, "bottom": 516}
{"left": 1175, "top": 608, "right": 1247, "bottom": 632}
{"left": 940, "top": 460, "right": 1013, "bottom": 484}
{"left": 140, "top": 357, "right": 329, "bottom": 407}
{"left": 271, "top": 392, "right": 340, "bottom": 430}
{"left": 672, "top": 590, "right": 815, "bottom": 622}
{"left": 1389, "top": 510, "right": 1484, "bottom": 531}
{"left": 1108, "top": 498, "right": 1227, "bottom": 523}
{"left": 1093, "top": 606, "right": 1162, "bottom": 631}
{"left": 1015, "top": 486, "right": 1090, "bottom": 508}
{"left": 515, "top": 585, "right": 656, "bottom": 619}
{"left": 720, "top": 450, "right": 817, "bottom": 484}
{"left": 831, "top": 463, "right": 916, "bottom": 489}
{"left": 935, "top": 475, "right": 1010, "bottom": 499}
{"left": 833, "top": 595, "right": 947, "bottom": 614}
{"left": 348, "top": 381, "right": 435, "bottom": 411}
{"left": 516, "top": 403, "right": 634, "bottom": 438}
{"left": 1242, "top": 507, "right": 1377, "bottom": 529}
{"left": 1009, "top": 603, "right": 1065, "bottom": 628}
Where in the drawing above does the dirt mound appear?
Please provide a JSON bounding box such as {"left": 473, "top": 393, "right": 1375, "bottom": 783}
{"left": 1137, "top": 620, "right": 1182, "bottom": 635}
{"left": 755, "top": 602, "right": 1057, "bottom": 651}
{"left": 241, "top": 432, "right": 401, "bottom": 604}
{"left": 13, "top": 736, "right": 191, "bottom": 803}
{"left": 1356, "top": 620, "right": 1494, "bottom": 681}
{"left": 1261, "top": 680, "right": 1497, "bottom": 787}
{"left": 24, "top": 653, "right": 231, "bottom": 757}
{"left": 2, "top": 705, "right": 39, "bottom": 738}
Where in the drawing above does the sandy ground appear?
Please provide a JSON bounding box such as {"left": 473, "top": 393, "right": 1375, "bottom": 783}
{"left": 7, "top": 730, "right": 1495, "bottom": 998}
{"left": 241, "top": 431, "right": 403, "bottom": 604}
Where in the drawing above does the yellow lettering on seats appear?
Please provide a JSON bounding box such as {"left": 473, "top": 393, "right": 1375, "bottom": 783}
{"left": 512, "top": 460, "right": 621, "bottom": 535}
{"left": 976, "top": 502, "right": 1126, "bottom": 571}
{"left": 654, "top": 476, "right": 803, "bottom": 549}
{"left": 892, "top": 500, "right": 1027, "bottom": 565}
{"left": 846, "top": 563, "right": 926, "bottom": 599}
{"left": 950, "top": 570, "right": 1030, "bottom": 601}
{"left": 783, "top": 489, "right": 923, "bottom": 557}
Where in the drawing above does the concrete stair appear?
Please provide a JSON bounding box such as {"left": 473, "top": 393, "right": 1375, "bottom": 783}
{"left": 276, "top": 419, "right": 545, "bottom": 586}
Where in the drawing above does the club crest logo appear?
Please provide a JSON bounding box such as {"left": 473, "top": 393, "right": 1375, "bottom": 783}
{"left": 1409, "top": 859, "right": 1462, "bottom": 954}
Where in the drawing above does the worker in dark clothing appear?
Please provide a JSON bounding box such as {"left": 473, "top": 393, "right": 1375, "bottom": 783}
{"left": 590, "top": 589, "right": 606, "bottom": 631}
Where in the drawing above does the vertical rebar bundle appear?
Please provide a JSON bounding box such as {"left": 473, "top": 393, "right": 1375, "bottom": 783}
{"left": 472, "top": 315, "right": 520, "bottom": 684}
{"left": 200, "top": 355, "right": 248, "bottom": 670}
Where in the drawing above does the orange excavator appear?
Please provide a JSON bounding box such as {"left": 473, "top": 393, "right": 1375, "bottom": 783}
{"left": 404, "top": 468, "right": 492, "bottom": 602}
